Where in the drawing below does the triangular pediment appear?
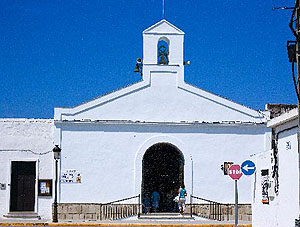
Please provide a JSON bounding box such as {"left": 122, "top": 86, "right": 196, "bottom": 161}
{"left": 54, "top": 79, "right": 268, "bottom": 124}
{"left": 143, "top": 19, "right": 184, "bottom": 35}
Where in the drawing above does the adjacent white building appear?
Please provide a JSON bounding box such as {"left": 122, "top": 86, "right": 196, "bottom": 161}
{"left": 252, "top": 108, "right": 299, "bottom": 227}
{"left": 0, "top": 19, "right": 270, "bottom": 220}
{"left": 0, "top": 119, "right": 54, "bottom": 219}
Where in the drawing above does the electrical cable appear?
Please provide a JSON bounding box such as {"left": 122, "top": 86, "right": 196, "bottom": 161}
{"left": 0, "top": 149, "right": 52, "bottom": 155}
{"left": 289, "top": 0, "right": 300, "bottom": 100}
{"left": 292, "top": 58, "right": 300, "bottom": 100}
{"left": 289, "top": 0, "right": 299, "bottom": 40}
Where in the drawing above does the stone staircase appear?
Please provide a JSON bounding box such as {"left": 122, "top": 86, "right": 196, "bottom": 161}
{"left": 139, "top": 212, "right": 195, "bottom": 220}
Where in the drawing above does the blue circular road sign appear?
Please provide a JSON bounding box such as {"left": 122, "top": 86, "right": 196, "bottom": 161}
{"left": 241, "top": 160, "right": 256, "bottom": 176}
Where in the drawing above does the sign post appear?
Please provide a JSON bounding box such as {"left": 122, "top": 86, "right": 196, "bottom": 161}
{"left": 228, "top": 164, "right": 243, "bottom": 227}
{"left": 234, "top": 180, "right": 238, "bottom": 227}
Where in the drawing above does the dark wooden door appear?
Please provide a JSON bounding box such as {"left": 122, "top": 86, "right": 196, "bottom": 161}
{"left": 10, "top": 161, "right": 36, "bottom": 212}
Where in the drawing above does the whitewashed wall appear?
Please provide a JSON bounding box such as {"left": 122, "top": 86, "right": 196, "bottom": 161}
{"left": 251, "top": 150, "right": 277, "bottom": 227}
{"left": 0, "top": 119, "right": 54, "bottom": 219}
{"left": 252, "top": 114, "right": 299, "bottom": 227}
{"left": 56, "top": 122, "right": 269, "bottom": 204}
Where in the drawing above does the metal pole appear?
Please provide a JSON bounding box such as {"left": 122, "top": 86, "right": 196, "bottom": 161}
{"left": 162, "top": 0, "right": 165, "bottom": 19}
{"left": 53, "top": 159, "right": 58, "bottom": 222}
{"left": 191, "top": 156, "right": 194, "bottom": 195}
{"left": 297, "top": 1, "right": 300, "bottom": 224}
{"left": 190, "top": 194, "right": 193, "bottom": 217}
{"left": 138, "top": 194, "right": 141, "bottom": 218}
{"left": 190, "top": 155, "right": 193, "bottom": 218}
{"left": 235, "top": 180, "right": 238, "bottom": 227}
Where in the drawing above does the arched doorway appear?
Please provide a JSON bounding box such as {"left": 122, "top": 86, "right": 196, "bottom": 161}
{"left": 141, "top": 143, "right": 184, "bottom": 212}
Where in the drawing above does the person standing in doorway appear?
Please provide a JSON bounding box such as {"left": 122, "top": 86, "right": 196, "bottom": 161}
{"left": 172, "top": 187, "right": 179, "bottom": 212}
{"left": 143, "top": 192, "right": 151, "bottom": 213}
{"left": 151, "top": 190, "right": 160, "bottom": 212}
{"left": 178, "top": 185, "right": 187, "bottom": 214}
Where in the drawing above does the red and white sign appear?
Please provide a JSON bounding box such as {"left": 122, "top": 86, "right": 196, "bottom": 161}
{"left": 228, "top": 164, "right": 243, "bottom": 180}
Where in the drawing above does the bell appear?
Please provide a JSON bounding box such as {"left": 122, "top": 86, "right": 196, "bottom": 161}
{"left": 134, "top": 63, "right": 140, "bottom": 72}
{"left": 159, "top": 55, "right": 167, "bottom": 65}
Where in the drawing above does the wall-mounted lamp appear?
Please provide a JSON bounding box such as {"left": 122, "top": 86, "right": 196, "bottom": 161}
{"left": 287, "top": 41, "right": 297, "bottom": 62}
{"left": 184, "top": 60, "right": 191, "bottom": 66}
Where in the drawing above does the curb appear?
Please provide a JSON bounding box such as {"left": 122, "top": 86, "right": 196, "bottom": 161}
{"left": 0, "top": 223, "right": 252, "bottom": 227}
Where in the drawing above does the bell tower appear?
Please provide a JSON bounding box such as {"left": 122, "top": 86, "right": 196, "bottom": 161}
{"left": 142, "top": 19, "right": 185, "bottom": 86}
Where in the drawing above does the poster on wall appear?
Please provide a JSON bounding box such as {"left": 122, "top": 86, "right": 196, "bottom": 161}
{"left": 61, "top": 169, "right": 82, "bottom": 183}
{"left": 38, "top": 179, "right": 52, "bottom": 196}
{"left": 261, "top": 169, "right": 269, "bottom": 204}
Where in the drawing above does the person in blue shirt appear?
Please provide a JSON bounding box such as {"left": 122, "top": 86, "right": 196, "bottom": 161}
{"left": 151, "top": 190, "right": 160, "bottom": 212}
{"left": 178, "top": 185, "right": 187, "bottom": 214}
{"left": 143, "top": 192, "right": 151, "bottom": 213}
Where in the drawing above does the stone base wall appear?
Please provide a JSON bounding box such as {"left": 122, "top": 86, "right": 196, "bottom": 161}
{"left": 56, "top": 203, "right": 140, "bottom": 221}
{"left": 186, "top": 203, "right": 251, "bottom": 221}
{"left": 55, "top": 203, "right": 251, "bottom": 221}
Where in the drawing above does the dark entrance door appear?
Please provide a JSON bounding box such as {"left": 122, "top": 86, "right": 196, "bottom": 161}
{"left": 142, "top": 143, "right": 184, "bottom": 212}
{"left": 10, "top": 161, "right": 36, "bottom": 212}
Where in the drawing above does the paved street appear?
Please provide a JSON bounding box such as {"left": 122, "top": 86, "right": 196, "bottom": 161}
{"left": 0, "top": 217, "right": 252, "bottom": 227}
{"left": 0, "top": 224, "right": 252, "bottom": 227}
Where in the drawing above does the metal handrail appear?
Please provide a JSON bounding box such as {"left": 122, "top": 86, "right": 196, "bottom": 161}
{"left": 106, "top": 195, "right": 140, "bottom": 205}
{"left": 190, "top": 195, "right": 229, "bottom": 221}
{"left": 191, "top": 195, "right": 220, "bottom": 203}
{"left": 101, "top": 194, "right": 141, "bottom": 220}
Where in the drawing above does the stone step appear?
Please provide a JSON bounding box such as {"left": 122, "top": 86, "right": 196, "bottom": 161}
{"left": 139, "top": 212, "right": 194, "bottom": 220}
{"left": 142, "top": 212, "right": 185, "bottom": 216}
{"left": 3, "top": 212, "right": 41, "bottom": 219}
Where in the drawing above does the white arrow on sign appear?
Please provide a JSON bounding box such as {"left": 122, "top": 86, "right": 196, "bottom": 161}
{"left": 242, "top": 164, "right": 255, "bottom": 172}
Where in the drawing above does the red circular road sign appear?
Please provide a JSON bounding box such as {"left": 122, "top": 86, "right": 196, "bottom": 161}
{"left": 228, "top": 164, "right": 243, "bottom": 180}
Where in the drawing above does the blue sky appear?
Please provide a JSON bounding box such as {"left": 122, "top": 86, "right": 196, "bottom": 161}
{"left": 0, "top": 0, "right": 297, "bottom": 118}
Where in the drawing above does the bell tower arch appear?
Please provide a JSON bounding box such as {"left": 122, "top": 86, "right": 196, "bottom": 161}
{"left": 157, "top": 37, "right": 170, "bottom": 65}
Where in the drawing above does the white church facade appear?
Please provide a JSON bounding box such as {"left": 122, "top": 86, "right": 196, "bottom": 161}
{"left": 0, "top": 20, "right": 270, "bottom": 220}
